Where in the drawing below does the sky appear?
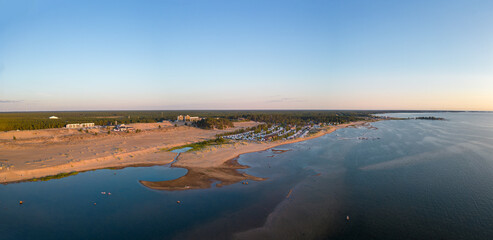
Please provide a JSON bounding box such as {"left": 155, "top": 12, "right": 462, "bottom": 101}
{"left": 0, "top": 0, "right": 492, "bottom": 111}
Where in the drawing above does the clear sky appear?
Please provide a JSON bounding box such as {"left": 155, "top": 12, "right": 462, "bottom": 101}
{"left": 0, "top": 0, "right": 492, "bottom": 111}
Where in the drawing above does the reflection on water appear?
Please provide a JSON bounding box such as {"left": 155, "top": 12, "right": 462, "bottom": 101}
{"left": 1, "top": 112, "right": 493, "bottom": 240}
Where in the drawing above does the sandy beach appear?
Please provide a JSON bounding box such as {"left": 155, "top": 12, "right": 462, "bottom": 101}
{"left": 0, "top": 121, "right": 258, "bottom": 183}
{"left": 0, "top": 121, "right": 369, "bottom": 184}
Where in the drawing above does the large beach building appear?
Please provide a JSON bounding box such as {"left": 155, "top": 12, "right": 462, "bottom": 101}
{"left": 177, "top": 115, "right": 202, "bottom": 122}
{"left": 189, "top": 116, "right": 200, "bottom": 122}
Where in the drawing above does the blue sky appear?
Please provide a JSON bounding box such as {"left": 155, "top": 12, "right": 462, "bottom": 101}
{"left": 0, "top": 0, "right": 492, "bottom": 111}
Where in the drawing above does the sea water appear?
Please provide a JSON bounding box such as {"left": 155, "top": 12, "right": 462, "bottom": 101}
{"left": 0, "top": 112, "right": 492, "bottom": 239}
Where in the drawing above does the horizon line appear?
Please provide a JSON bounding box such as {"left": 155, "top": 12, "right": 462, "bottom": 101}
{"left": 0, "top": 109, "right": 490, "bottom": 113}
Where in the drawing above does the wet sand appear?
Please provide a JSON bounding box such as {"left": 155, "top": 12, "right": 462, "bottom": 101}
{"left": 140, "top": 159, "right": 266, "bottom": 190}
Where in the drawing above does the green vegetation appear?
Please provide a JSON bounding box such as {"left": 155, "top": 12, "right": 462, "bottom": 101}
{"left": 28, "top": 171, "right": 79, "bottom": 182}
{"left": 251, "top": 124, "right": 270, "bottom": 133}
{"left": 0, "top": 111, "right": 174, "bottom": 131}
{"left": 195, "top": 118, "right": 234, "bottom": 129}
{"left": 0, "top": 110, "right": 448, "bottom": 132}
{"left": 216, "top": 127, "right": 252, "bottom": 137}
{"left": 167, "top": 138, "right": 229, "bottom": 152}
{"left": 215, "top": 123, "right": 273, "bottom": 137}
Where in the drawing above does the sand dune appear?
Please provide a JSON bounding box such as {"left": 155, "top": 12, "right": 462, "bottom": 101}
{"left": 0, "top": 121, "right": 258, "bottom": 183}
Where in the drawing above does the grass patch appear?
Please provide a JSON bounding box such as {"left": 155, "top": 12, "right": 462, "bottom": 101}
{"left": 105, "top": 167, "right": 120, "bottom": 170}
{"left": 167, "top": 138, "right": 229, "bottom": 152}
{"left": 29, "top": 171, "right": 79, "bottom": 182}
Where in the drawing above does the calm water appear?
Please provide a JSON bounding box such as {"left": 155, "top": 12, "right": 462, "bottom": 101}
{"left": 1, "top": 112, "right": 492, "bottom": 239}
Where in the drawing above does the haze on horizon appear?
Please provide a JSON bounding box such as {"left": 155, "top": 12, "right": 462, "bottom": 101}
{"left": 0, "top": 0, "right": 492, "bottom": 112}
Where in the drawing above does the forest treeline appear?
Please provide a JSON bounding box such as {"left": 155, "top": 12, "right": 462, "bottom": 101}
{"left": 0, "top": 110, "right": 436, "bottom": 131}
{"left": 194, "top": 118, "right": 234, "bottom": 130}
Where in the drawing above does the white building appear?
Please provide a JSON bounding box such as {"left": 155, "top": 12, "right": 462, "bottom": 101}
{"left": 49, "top": 116, "right": 59, "bottom": 119}
{"left": 189, "top": 116, "right": 201, "bottom": 122}
{"left": 177, "top": 115, "right": 201, "bottom": 122}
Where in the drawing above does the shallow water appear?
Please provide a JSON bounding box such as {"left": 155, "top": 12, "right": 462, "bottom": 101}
{"left": 1, "top": 112, "right": 492, "bottom": 239}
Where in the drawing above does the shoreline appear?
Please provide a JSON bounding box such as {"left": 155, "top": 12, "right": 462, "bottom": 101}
{"left": 1, "top": 121, "right": 372, "bottom": 184}
{"left": 141, "top": 121, "right": 371, "bottom": 190}
{"left": 173, "top": 121, "right": 369, "bottom": 169}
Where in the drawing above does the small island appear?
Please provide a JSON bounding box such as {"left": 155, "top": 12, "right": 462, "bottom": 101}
{"left": 411, "top": 116, "right": 446, "bottom": 120}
